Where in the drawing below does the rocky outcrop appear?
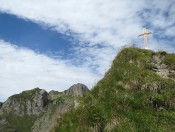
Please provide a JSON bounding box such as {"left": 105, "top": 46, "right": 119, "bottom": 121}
{"left": 64, "top": 83, "right": 90, "bottom": 96}
{"left": 32, "top": 83, "right": 89, "bottom": 132}
{"left": 2, "top": 88, "right": 48, "bottom": 116}
{"left": 0, "top": 83, "right": 89, "bottom": 131}
{"left": 31, "top": 103, "right": 70, "bottom": 132}
{"left": 152, "top": 54, "right": 175, "bottom": 80}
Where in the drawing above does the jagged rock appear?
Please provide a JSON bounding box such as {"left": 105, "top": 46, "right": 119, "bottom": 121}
{"left": 0, "top": 84, "right": 89, "bottom": 131}
{"left": 64, "top": 83, "right": 90, "bottom": 96}
{"left": 74, "top": 100, "right": 79, "bottom": 108}
{"left": 0, "top": 83, "right": 87, "bottom": 131}
{"left": 31, "top": 103, "right": 70, "bottom": 132}
{"left": 2, "top": 88, "right": 48, "bottom": 116}
{"left": 32, "top": 87, "right": 78, "bottom": 132}
{"left": 152, "top": 54, "right": 174, "bottom": 79}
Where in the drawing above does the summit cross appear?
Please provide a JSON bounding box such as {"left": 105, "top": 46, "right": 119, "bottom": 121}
{"left": 138, "top": 28, "right": 152, "bottom": 49}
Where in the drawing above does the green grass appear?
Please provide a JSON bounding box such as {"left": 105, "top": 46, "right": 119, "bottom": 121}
{"left": 11, "top": 88, "right": 41, "bottom": 100}
{"left": 163, "top": 53, "right": 175, "bottom": 70}
{"left": 168, "top": 73, "right": 175, "bottom": 79}
{"left": 49, "top": 91, "right": 63, "bottom": 100}
{"left": 4, "top": 114, "right": 37, "bottom": 132}
{"left": 54, "top": 47, "right": 175, "bottom": 131}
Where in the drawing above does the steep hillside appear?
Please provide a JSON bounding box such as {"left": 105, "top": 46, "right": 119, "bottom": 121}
{"left": 0, "top": 83, "right": 89, "bottom": 132}
{"left": 55, "top": 47, "right": 175, "bottom": 131}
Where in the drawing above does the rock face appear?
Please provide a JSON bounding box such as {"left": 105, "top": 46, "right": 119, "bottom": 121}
{"left": 64, "top": 83, "right": 90, "bottom": 96}
{"left": 2, "top": 88, "right": 48, "bottom": 116}
{"left": 32, "top": 103, "right": 70, "bottom": 132}
{"left": 32, "top": 84, "right": 90, "bottom": 132}
{"left": 152, "top": 54, "right": 175, "bottom": 80}
{"left": 0, "top": 83, "right": 90, "bottom": 131}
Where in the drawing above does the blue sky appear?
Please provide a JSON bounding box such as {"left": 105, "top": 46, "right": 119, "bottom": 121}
{"left": 0, "top": 0, "right": 175, "bottom": 101}
{"left": 0, "top": 13, "right": 74, "bottom": 59}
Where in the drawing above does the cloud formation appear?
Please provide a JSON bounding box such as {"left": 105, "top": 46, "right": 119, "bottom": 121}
{"left": 0, "top": 0, "right": 143, "bottom": 45}
{"left": 0, "top": 0, "right": 175, "bottom": 101}
{"left": 0, "top": 0, "right": 174, "bottom": 52}
{"left": 0, "top": 40, "right": 99, "bottom": 101}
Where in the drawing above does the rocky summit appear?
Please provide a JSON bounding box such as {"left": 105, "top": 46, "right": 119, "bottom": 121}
{"left": 55, "top": 47, "right": 175, "bottom": 132}
{"left": 64, "top": 83, "right": 90, "bottom": 96}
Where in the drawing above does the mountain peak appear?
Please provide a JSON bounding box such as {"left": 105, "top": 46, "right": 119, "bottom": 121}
{"left": 2, "top": 88, "right": 48, "bottom": 116}
{"left": 64, "top": 83, "right": 90, "bottom": 96}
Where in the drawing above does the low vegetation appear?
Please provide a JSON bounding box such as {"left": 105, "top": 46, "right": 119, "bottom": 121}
{"left": 11, "top": 88, "right": 41, "bottom": 100}
{"left": 164, "top": 54, "right": 175, "bottom": 70}
{"left": 55, "top": 47, "right": 175, "bottom": 131}
{"left": 1, "top": 114, "right": 37, "bottom": 132}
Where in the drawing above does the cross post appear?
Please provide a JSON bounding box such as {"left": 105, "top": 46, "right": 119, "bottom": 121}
{"left": 138, "top": 28, "right": 152, "bottom": 49}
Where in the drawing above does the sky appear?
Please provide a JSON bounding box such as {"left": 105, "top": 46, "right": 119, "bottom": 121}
{"left": 0, "top": 0, "right": 175, "bottom": 101}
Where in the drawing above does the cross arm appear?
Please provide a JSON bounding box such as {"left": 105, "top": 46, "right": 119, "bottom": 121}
{"left": 138, "top": 33, "right": 144, "bottom": 37}
{"left": 145, "top": 32, "right": 152, "bottom": 35}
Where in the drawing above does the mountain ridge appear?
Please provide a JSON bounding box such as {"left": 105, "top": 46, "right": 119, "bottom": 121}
{"left": 54, "top": 47, "right": 175, "bottom": 131}
{"left": 0, "top": 83, "right": 89, "bottom": 132}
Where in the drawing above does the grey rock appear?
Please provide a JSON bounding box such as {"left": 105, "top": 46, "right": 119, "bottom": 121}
{"left": 0, "top": 83, "right": 89, "bottom": 131}
{"left": 152, "top": 54, "right": 175, "bottom": 79}
{"left": 31, "top": 89, "right": 48, "bottom": 115}
{"left": 74, "top": 100, "right": 79, "bottom": 108}
{"left": 2, "top": 88, "right": 48, "bottom": 116}
{"left": 31, "top": 84, "right": 89, "bottom": 132}
{"left": 2, "top": 98, "right": 25, "bottom": 116}
{"left": 0, "top": 118, "right": 8, "bottom": 126}
{"left": 32, "top": 103, "right": 70, "bottom": 132}
{"left": 64, "top": 83, "right": 90, "bottom": 96}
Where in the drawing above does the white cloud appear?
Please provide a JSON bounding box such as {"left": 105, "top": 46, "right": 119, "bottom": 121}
{"left": 0, "top": 40, "right": 99, "bottom": 101}
{"left": 0, "top": 0, "right": 144, "bottom": 46}
{"left": 0, "top": 0, "right": 175, "bottom": 101}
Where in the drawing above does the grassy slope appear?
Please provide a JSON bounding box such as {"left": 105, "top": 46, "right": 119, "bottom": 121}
{"left": 4, "top": 114, "right": 37, "bottom": 132}
{"left": 55, "top": 47, "right": 175, "bottom": 131}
